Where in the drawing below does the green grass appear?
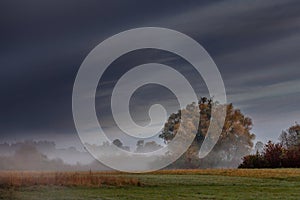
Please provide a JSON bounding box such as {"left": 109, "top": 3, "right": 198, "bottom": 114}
{"left": 1, "top": 169, "right": 300, "bottom": 200}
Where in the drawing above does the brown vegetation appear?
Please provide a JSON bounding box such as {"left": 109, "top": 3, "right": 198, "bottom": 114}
{"left": 0, "top": 171, "right": 141, "bottom": 188}
{"left": 1, "top": 169, "right": 299, "bottom": 189}
{"left": 150, "top": 168, "right": 300, "bottom": 179}
{"left": 239, "top": 124, "right": 300, "bottom": 168}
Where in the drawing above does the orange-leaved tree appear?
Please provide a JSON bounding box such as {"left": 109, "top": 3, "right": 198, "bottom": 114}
{"left": 159, "top": 98, "right": 255, "bottom": 168}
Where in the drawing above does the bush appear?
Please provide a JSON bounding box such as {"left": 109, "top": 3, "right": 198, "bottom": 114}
{"left": 238, "top": 153, "right": 267, "bottom": 168}
{"left": 239, "top": 141, "right": 300, "bottom": 168}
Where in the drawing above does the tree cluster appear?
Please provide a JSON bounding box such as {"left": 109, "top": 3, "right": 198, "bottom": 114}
{"left": 239, "top": 124, "right": 300, "bottom": 168}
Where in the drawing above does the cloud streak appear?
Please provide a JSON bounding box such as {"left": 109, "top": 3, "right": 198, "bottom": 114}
{"left": 0, "top": 0, "right": 299, "bottom": 147}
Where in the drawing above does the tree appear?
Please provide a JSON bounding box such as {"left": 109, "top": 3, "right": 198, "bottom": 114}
{"left": 263, "top": 141, "right": 284, "bottom": 168}
{"left": 159, "top": 98, "right": 255, "bottom": 168}
{"left": 135, "top": 140, "right": 162, "bottom": 153}
{"left": 254, "top": 141, "right": 264, "bottom": 154}
{"left": 136, "top": 140, "right": 144, "bottom": 152}
{"left": 279, "top": 123, "right": 300, "bottom": 149}
{"left": 112, "top": 139, "right": 123, "bottom": 148}
{"left": 278, "top": 123, "right": 300, "bottom": 168}
{"left": 238, "top": 153, "right": 267, "bottom": 168}
{"left": 112, "top": 139, "right": 130, "bottom": 151}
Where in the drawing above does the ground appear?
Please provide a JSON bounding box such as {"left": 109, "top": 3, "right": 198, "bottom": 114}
{"left": 1, "top": 169, "right": 300, "bottom": 200}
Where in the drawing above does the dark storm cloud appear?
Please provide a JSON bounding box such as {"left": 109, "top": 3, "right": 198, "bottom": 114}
{"left": 0, "top": 0, "right": 300, "bottom": 144}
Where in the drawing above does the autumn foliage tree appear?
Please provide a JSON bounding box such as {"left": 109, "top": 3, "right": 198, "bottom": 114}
{"left": 159, "top": 98, "right": 255, "bottom": 168}
{"left": 264, "top": 141, "right": 284, "bottom": 168}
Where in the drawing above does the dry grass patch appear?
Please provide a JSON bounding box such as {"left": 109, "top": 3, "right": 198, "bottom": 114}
{"left": 0, "top": 171, "right": 141, "bottom": 188}
{"left": 150, "top": 168, "right": 300, "bottom": 179}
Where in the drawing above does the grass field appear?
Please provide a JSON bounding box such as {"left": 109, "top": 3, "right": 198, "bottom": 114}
{"left": 1, "top": 169, "right": 300, "bottom": 200}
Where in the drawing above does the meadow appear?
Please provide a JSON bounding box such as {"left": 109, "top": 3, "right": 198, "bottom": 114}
{"left": 0, "top": 169, "right": 300, "bottom": 200}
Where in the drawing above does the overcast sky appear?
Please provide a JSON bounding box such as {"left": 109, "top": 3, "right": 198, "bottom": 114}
{"left": 1, "top": 0, "right": 300, "bottom": 149}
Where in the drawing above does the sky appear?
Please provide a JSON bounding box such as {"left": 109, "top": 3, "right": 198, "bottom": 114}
{"left": 1, "top": 0, "right": 300, "bottom": 150}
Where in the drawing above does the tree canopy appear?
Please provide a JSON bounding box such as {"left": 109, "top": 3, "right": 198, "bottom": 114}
{"left": 159, "top": 98, "right": 255, "bottom": 168}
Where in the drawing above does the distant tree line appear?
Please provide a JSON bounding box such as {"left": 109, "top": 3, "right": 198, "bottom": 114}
{"left": 239, "top": 123, "right": 300, "bottom": 168}
{"left": 0, "top": 142, "right": 111, "bottom": 171}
